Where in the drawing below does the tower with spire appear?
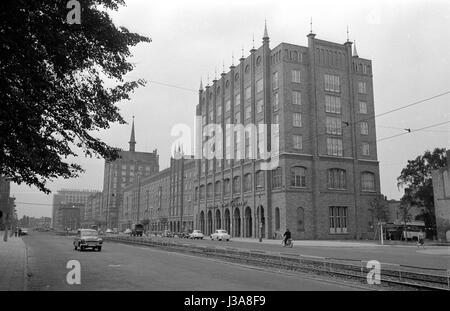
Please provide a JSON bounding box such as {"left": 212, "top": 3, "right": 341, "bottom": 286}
{"left": 129, "top": 116, "right": 136, "bottom": 152}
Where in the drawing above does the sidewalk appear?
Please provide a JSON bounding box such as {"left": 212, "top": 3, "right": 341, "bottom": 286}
{"left": 231, "top": 237, "right": 381, "bottom": 248}
{"left": 0, "top": 232, "right": 27, "bottom": 291}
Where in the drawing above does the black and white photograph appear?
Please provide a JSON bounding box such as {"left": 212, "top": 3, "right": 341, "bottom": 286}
{"left": 0, "top": 0, "right": 449, "bottom": 304}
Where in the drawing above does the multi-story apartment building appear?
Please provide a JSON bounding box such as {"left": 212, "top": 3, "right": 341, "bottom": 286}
{"left": 51, "top": 189, "right": 100, "bottom": 230}
{"left": 0, "top": 176, "right": 11, "bottom": 229}
{"left": 120, "top": 151, "right": 196, "bottom": 233}
{"left": 102, "top": 119, "right": 159, "bottom": 229}
{"left": 81, "top": 192, "right": 103, "bottom": 228}
{"left": 193, "top": 24, "right": 381, "bottom": 240}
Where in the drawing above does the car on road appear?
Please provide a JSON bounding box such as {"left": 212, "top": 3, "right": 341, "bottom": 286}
{"left": 189, "top": 230, "right": 204, "bottom": 239}
{"left": 210, "top": 229, "right": 231, "bottom": 241}
{"left": 124, "top": 228, "right": 132, "bottom": 235}
{"left": 20, "top": 228, "right": 29, "bottom": 236}
{"left": 105, "top": 228, "right": 114, "bottom": 235}
{"left": 73, "top": 229, "right": 103, "bottom": 251}
{"left": 162, "top": 230, "right": 173, "bottom": 238}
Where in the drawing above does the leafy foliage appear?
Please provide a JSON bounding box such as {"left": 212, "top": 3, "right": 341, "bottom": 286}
{"left": 397, "top": 148, "right": 447, "bottom": 235}
{"left": 0, "top": 0, "right": 151, "bottom": 193}
{"left": 368, "top": 194, "right": 389, "bottom": 222}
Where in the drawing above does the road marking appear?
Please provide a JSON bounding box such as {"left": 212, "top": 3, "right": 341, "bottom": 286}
{"left": 108, "top": 264, "right": 121, "bottom": 267}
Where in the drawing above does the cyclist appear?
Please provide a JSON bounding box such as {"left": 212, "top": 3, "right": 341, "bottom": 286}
{"left": 283, "top": 228, "right": 291, "bottom": 246}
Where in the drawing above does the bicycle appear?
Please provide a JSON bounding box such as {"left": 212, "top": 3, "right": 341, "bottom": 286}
{"left": 282, "top": 238, "right": 293, "bottom": 248}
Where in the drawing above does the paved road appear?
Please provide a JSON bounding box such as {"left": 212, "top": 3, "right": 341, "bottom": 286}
{"left": 22, "top": 232, "right": 363, "bottom": 291}
{"left": 156, "top": 236, "right": 450, "bottom": 270}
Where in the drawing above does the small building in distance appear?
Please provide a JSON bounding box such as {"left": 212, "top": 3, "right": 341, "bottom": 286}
{"left": 432, "top": 149, "right": 450, "bottom": 242}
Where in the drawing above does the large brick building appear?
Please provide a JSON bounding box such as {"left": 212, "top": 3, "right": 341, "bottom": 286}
{"left": 102, "top": 118, "right": 159, "bottom": 229}
{"left": 193, "top": 24, "right": 381, "bottom": 240}
{"left": 120, "top": 150, "right": 196, "bottom": 233}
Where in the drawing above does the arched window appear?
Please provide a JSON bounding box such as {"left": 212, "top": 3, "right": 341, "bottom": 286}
{"left": 256, "top": 56, "right": 262, "bottom": 66}
{"left": 297, "top": 207, "right": 305, "bottom": 232}
{"left": 244, "top": 173, "right": 252, "bottom": 192}
{"left": 235, "top": 73, "right": 239, "bottom": 82}
{"left": 225, "top": 80, "right": 230, "bottom": 89}
{"left": 272, "top": 167, "right": 282, "bottom": 188}
{"left": 215, "top": 180, "right": 221, "bottom": 196}
{"left": 207, "top": 183, "right": 213, "bottom": 198}
{"left": 275, "top": 207, "right": 280, "bottom": 231}
{"left": 255, "top": 170, "right": 265, "bottom": 189}
{"left": 327, "top": 168, "right": 347, "bottom": 189}
{"left": 245, "top": 64, "right": 250, "bottom": 74}
{"left": 216, "top": 86, "right": 220, "bottom": 95}
{"left": 194, "top": 187, "right": 198, "bottom": 201}
{"left": 199, "top": 185, "right": 205, "bottom": 199}
{"left": 233, "top": 176, "right": 241, "bottom": 193}
{"left": 224, "top": 178, "right": 231, "bottom": 195}
{"left": 361, "top": 172, "right": 375, "bottom": 191}
{"left": 290, "top": 166, "right": 306, "bottom": 187}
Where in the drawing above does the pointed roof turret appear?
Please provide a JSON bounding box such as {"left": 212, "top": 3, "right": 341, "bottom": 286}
{"left": 263, "top": 20, "right": 269, "bottom": 41}
{"left": 199, "top": 78, "right": 203, "bottom": 92}
{"left": 129, "top": 116, "right": 136, "bottom": 152}
{"left": 353, "top": 40, "right": 359, "bottom": 57}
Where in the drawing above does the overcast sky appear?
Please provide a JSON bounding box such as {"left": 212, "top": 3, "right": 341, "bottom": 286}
{"left": 12, "top": 0, "right": 450, "bottom": 218}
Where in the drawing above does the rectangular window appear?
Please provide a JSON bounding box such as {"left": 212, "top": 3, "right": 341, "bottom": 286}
{"left": 217, "top": 103, "right": 222, "bottom": 117}
{"left": 359, "top": 101, "right": 367, "bottom": 114}
{"left": 326, "top": 116, "right": 342, "bottom": 135}
{"left": 234, "top": 111, "right": 240, "bottom": 124}
{"left": 293, "top": 113, "right": 302, "bottom": 127}
{"left": 293, "top": 135, "right": 303, "bottom": 149}
{"left": 325, "top": 95, "right": 341, "bottom": 114}
{"left": 272, "top": 168, "right": 282, "bottom": 188}
{"left": 225, "top": 99, "right": 231, "bottom": 112}
{"left": 273, "top": 93, "right": 279, "bottom": 111}
{"left": 245, "top": 106, "right": 251, "bottom": 120}
{"left": 358, "top": 81, "right": 367, "bottom": 94}
{"left": 256, "top": 79, "right": 263, "bottom": 93}
{"left": 256, "top": 99, "right": 264, "bottom": 113}
{"left": 361, "top": 172, "right": 375, "bottom": 191}
{"left": 234, "top": 94, "right": 240, "bottom": 108}
{"left": 324, "top": 74, "right": 340, "bottom": 92}
{"left": 291, "top": 70, "right": 301, "bottom": 83}
{"left": 245, "top": 86, "right": 251, "bottom": 100}
{"left": 362, "top": 142, "right": 370, "bottom": 156}
{"left": 272, "top": 72, "right": 279, "bottom": 90}
{"left": 329, "top": 207, "right": 348, "bottom": 233}
{"left": 327, "top": 137, "right": 343, "bottom": 157}
{"left": 292, "top": 91, "right": 301, "bottom": 106}
{"left": 360, "top": 122, "right": 369, "bottom": 135}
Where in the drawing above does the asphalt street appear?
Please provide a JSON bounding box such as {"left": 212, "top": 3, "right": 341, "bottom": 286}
{"left": 22, "top": 232, "right": 363, "bottom": 291}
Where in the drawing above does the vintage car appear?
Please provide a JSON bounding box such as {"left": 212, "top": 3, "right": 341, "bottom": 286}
{"left": 189, "top": 230, "right": 204, "bottom": 239}
{"left": 73, "top": 229, "right": 103, "bottom": 251}
{"left": 210, "top": 229, "right": 231, "bottom": 241}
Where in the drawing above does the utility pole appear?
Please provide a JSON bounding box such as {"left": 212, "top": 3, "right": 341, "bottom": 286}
{"left": 380, "top": 222, "right": 384, "bottom": 245}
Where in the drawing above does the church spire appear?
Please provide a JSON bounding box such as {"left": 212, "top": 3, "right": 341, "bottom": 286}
{"left": 129, "top": 116, "right": 136, "bottom": 152}
{"left": 263, "top": 19, "right": 269, "bottom": 41}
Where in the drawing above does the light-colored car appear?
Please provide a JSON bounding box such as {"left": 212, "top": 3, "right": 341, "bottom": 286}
{"left": 189, "top": 230, "right": 204, "bottom": 239}
{"left": 73, "top": 229, "right": 103, "bottom": 251}
{"left": 210, "top": 229, "right": 231, "bottom": 241}
{"left": 124, "top": 228, "right": 132, "bottom": 235}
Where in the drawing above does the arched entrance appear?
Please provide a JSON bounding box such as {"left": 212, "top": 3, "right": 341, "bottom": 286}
{"left": 258, "top": 206, "right": 265, "bottom": 238}
{"left": 245, "top": 206, "right": 252, "bottom": 237}
{"left": 207, "top": 210, "right": 213, "bottom": 235}
{"left": 215, "top": 209, "right": 221, "bottom": 230}
{"left": 233, "top": 207, "right": 241, "bottom": 237}
{"left": 224, "top": 209, "right": 231, "bottom": 233}
{"left": 199, "top": 211, "right": 205, "bottom": 233}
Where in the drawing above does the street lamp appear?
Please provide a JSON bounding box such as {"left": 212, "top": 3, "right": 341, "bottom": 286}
{"left": 256, "top": 185, "right": 263, "bottom": 242}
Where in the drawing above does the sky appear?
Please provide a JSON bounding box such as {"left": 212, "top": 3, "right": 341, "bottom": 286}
{"left": 11, "top": 0, "right": 450, "bottom": 218}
